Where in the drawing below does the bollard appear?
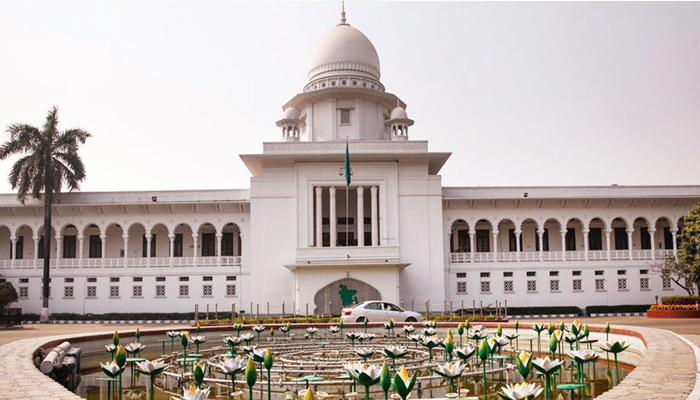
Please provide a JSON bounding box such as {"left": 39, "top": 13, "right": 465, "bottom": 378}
{"left": 195, "top": 304, "right": 199, "bottom": 323}
{"left": 461, "top": 300, "right": 464, "bottom": 317}
{"left": 480, "top": 300, "right": 483, "bottom": 316}
{"left": 256, "top": 303, "right": 260, "bottom": 319}
{"left": 472, "top": 299, "right": 475, "bottom": 316}
{"left": 250, "top": 302, "right": 253, "bottom": 316}
{"left": 293, "top": 301, "right": 296, "bottom": 316}
{"left": 232, "top": 303, "right": 236, "bottom": 319}
{"left": 329, "top": 302, "right": 332, "bottom": 318}
{"left": 267, "top": 302, "right": 270, "bottom": 317}
{"left": 504, "top": 299, "right": 508, "bottom": 319}
{"left": 306, "top": 303, "right": 309, "bottom": 318}
{"left": 215, "top": 303, "right": 218, "bottom": 321}
{"left": 426, "top": 300, "right": 430, "bottom": 319}
{"left": 282, "top": 301, "right": 285, "bottom": 317}
{"left": 206, "top": 304, "right": 210, "bottom": 322}
{"left": 450, "top": 300, "right": 453, "bottom": 317}
{"left": 411, "top": 299, "right": 414, "bottom": 312}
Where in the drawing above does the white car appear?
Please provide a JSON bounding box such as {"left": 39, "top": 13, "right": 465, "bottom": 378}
{"left": 341, "top": 301, "right": 423, "bottom": 323}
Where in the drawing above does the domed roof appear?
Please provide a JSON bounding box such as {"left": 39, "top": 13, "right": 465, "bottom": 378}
{"left": 281, "top": 107, "right": 300, "bottom": 120}
{"left": 390, "top": 106, "right": 408, "bottom": 120}
{"left": 307, "top": 24, "right": 381, "bottom": 83}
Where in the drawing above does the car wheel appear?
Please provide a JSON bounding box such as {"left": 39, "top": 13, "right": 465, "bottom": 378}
{"left": 405, "top": 317, "right": 417, "bottom": 322}
{"left": 356, "top": 317, "right": 367, "bottom": 323}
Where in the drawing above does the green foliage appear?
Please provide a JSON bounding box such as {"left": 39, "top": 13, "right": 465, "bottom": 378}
{"left": 0, "top": 282, "right": 18, "bottom": 313}
{"left": 678, "top": 201, "right": 700, "bottom": 293}
{"left": 585, "top": 304, "right": 651, "bottom": 314}
{"left": 661, "top": 296, "right": 700, "bottom": 305}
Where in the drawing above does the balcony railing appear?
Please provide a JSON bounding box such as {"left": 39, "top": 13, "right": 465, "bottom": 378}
{"left": 297, "top": 246, "right": 400, "bottom": 264}
{"left": 0, "top": 256, "right": 242, "bottom": 270}
{"left": 450, "top": 249, "right": 675, "bottom": 263}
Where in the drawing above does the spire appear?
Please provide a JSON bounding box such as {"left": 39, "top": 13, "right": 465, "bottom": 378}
{"left": 339, "top": 1, "right": 348, "bottom": 25}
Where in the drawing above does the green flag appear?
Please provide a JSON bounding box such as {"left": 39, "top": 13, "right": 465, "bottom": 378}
{"left": 344, "top": 140, "right": 351, "bottom": 186}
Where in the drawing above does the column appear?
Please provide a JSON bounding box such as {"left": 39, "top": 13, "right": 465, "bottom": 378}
{"left": 537, "top": 229, "right": 544, "bottom": 262}
{"left": 649, "top": 229, "right": 656, "bottom": 260}
{"left": 605, "top": 229, "right": 612, "bottom": 261}
{"left": 451, "top": 228, "right": 458, "bottom": 251}
{"left": 583, "top": 229, "right": 589, "bottom": 261}
{"left": 192, "top": 234, "right": 199, "bottom": 266}
{"left": 122, "top": 235, "right": 129, "bottom": 266}
{"left": 169, "top": 234, "right": 175, "bottom": 266}
{"left": 233, "top": 231, "right": 240, "bottom": 256}
{"left": 492, "top": 230, "right": 499, "bottom": 262}
{"left": 671, "top": 229, "right": 678, "bottom": 257}
{"left": 370, "top": 186, "right": 378, "bottom": 246}
{"left": 469, "top": 231, "right": 476, "bottom": 260}
{"left": 514, "top": 229, "right": 521, "bottom": 262}
{"left": 216, "top": 233, "right": 223, "bottom": 266}
{"left": 56, "top": 235, "right": 62, "bottom": 262}
{"left": 78, "top": 236, "right": 84, "bottom": 265}
{"left": 315, "top": 186, "right": 323, "bottom": 247}
{"left": 101, "top": 235, "right": 107, "bottom": 263}
{"left": 627, "top": 229, "right": 633, "bottom": 260}
{"left": 357, "top": 186, "right": 365, "bottom": 247}
{"left": 33, "top": 235, "right": 39, "bottom": 268}
{"left": 10, "top": 237, "right": 15, "bottom": 268}
{"left": 560, "top": 230, "right": 567, "bottom": 262}
{"left": 145, "top": 234, "right": 152, "bottom": 266}
{"left": 330, "top": 186, "right": 337, "bottom": 247}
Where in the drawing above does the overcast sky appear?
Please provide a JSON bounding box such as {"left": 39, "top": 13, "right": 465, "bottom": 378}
{"left": 1, "top": 1, "right": 699, "bottom": 194}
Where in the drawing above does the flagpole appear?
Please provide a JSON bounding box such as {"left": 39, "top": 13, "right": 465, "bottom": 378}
{"left": 346, "top": 184, "right": 349, "bottom": 247}
{"left": 344, "top": 138, "right": 351, "bottom": 247}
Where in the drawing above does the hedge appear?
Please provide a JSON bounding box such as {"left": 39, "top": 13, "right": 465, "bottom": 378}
{"left": 585, "top": 304, "right": 651, "bottom": 314}
{"left": 504, "top": 306, "right": 584, "bottom": 317}
{"left": 661, "top": 296, "right": 700, "bottom": 305}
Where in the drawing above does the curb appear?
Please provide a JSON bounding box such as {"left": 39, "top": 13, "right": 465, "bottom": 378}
{"left": 21, "top": 320, "right": 195, "bottom": 325}
{"left": 508, "top": 312, "right": 646, "bottom": 319}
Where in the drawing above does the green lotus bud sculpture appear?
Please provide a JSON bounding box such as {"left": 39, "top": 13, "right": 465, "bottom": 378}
{"left": 135, "top": 327, "right": 141, "bottom": 343}
{"left": 477, "top": 339, "right": 490, "bottom": 400}
{"left": 245, "top": 356, "right": 257, "bottom": 400}
{"left": 605, "top": 322, "right": 611, "bottom": 342}
{"left": 380, "top": 362, "right": 391, "bottom": 400}
{"left": 393, "top": 366, "right": 417, "bottom": 400}
{"left": 264, "top": 348, "right": 274, "bottom": 400}
{"left": 115, "top": 345, "right": 127, "bottom": 400}
{"left": 193, "top": 362, "right": 205, "bottom": 388}
{"left": 515, "top": 351, "right": 532, "bottom": 381}
{"left": 497, "top": 324, "right": 503, "bottom": 336}
{"left": 113, "top": 331, "right": 120, "bottom": 346}
{"left": 444, "top": 329, "right": 454, "bottom": 361}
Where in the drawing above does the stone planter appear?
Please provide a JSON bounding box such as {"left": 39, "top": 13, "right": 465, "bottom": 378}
{"left": 647, "top": 309, "right": 700, "bottom": 318}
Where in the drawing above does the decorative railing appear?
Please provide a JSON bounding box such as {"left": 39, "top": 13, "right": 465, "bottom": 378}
{"left": 450, "top": 249, "right": 676, "bottom": 264}
{"left": 0, "top": 256, "right": 242, "bottom": 270}
{"left": 297, "top": 246, "right": 400, "bottom": 264}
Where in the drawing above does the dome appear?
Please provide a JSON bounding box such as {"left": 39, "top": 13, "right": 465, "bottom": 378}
{"left": 281, "top": 107, "right": 300, "bottom": 120}
{"left": 390, "top": 106, "right": 408, "bottom": 120}
{"left": 307, "top": 24, "right": 381, "bottom": 83}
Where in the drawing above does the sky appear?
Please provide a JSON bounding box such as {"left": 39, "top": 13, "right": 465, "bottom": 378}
{"left": 0, "top": 1, "right": 699, "bottom": 194}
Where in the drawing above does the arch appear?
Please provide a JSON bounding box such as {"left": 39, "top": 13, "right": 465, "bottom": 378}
{"left": 220, "top": 222, "right": 242, "bottom": 257}
{"left": 633, "top": 216, "right": 651, "bottom": 228}
{"left": 82, "top": 223, "right": 102, "bottom": 238}
{"left": 313, "top": 278, "right": 382, "bottom": 315}
{"left": 520, "top": 217, "right": 538, "bottom": 232}
{"left": 14, "top": 224, "right": 34, "bottom": 238}
{"left": 450, "top": 218, "right": 470, "bottom": 231}
{"left": 543, "top": 217, "right": 562, "bottom": 230}
{"left": 197, "top": 223, "right": 217, "bottom": 257}
{"left": 496, "top": 217, "right": 516, "bottom": 227}
{"left": 588, "top": 217, "right": 606, "bottom": 230}
{"left": 61, "top": 224, "right": 79, "bottom": 236}
{"left": 609, "top": 216, "right": 629, "bottom": 229}
{"left": 218, "top": 221, "right": 241, "bottom": 234}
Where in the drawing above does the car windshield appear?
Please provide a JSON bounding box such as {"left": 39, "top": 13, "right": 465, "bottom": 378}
{"left": 364, "top": 302, "right": 382, "bottom": 310}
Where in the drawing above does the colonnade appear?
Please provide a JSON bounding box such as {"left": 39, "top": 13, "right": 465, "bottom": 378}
{"left": 314, "top": 185, "right": 379, "bottom": 247}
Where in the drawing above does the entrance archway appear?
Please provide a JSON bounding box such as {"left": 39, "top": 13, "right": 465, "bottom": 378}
{"left": 314, "top": 278, "right": 381, "bottom": 315}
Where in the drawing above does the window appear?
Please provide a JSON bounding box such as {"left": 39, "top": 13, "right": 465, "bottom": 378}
{"left": 476, "top": 230, "right": 490, "bottom": 252}
{"left": 222, "top": 232, "right": 234, "bottom": 256}
{"left": 618, "top": 278, "right": 627, "bottom": 291}
{"left": 573, "top": 279, "right": 582, "bottom": 291}
{"left": 640, "top": 269, "right": 649, "bottom": 275}
{"left": 133, "top": 277, "right": 143, "bottom": 282}
{"left": 226, "top": 276, "right": 237, "bottom": 281}
{"left": 617, "top": 270, "right": 626, "bottom": 275}
{"left": 503, "top": 271, "right": 513, "bottom": 277}
{"left": 456, "top": 230, "right": 470, "bottom": 252}
{"left": 480, "top": 281, "right": 490, "bottom": 293}
{"left": 456, "top": 272, "right": 466, "bottom": 278}
{"left": 156, "top": 276, "right": 166, "bottom": 282}
{"left": 565, "top": 228, "right": 576, "bottom": 251}
{"left": 589, "top": 228, "right": 603, "bottom": 251}
{"left": 19, "top": 287, "right": 28, "bottom": 298}
{"left": 549, "top": 271, "right": 559, "bottom": 277}
{"left": 63, "top": 235, "right": 76, "bottom": 259}
{"left": 535, "top": 229, "right": 549, "bottom": 251}
{"left": 504, "top": 281, "right": 514, "bottom": 293}
{"left": 526, "top": 271, "right": 536, "bottom": 277}
{"left": 14, "top": 236, "right": 24, "bottom": 259}
{"left": 201, "top": 233, "right": 216, "bottom": 256}
{"left": 87, "top": 277, "right": 97, "bottom": 283}
{"left": 133, "top": 285, "right": 142, "bottom": 297}
{"left": 573, "top": 270, "right": 582, "bottom": 276}
{"left": 142, "top": 234, "right": 156, "bottom": 257}
{"left": 640, "top": 278, "right": 650, "bottom": 290}
{"left": 203, "top": 285, "right": 213, "bottom": 296}
{"left": 19, "top": 278, "right": 29, "bottom": 283}
{"left": 174, "top": 233, "right": 183, "bottom": 257}
{"left": 89, "top": 235, "right": 102, "bottom": 258}
{"left": 508, "top": 229, "right": 522, "bottom": 252}
{"left": 663, "top": 227, "right": 674, "bottom": 250}
{"left": 110, "top": 277, "right": 120, "bottom": 283}
{"left": 155, "top": 285, "right": 166, "bottom": 297}
{"left": 64, "top": 278, "right": 74, "bottom": 283}
{"left": 614, "top": 227, "right": 628, "bottom": 250}
{"left": 179, "top": 285, "right": 189, "bottom": 297}
{"left": 662, "top": 277, "right": 672, "bottom": 290}
{"left": 527, "top": 280, "right": 537, "bottom": 292}
{"left": 550, "top": 280, "right": 559, "bottom": 292}
{"left": 340, "top": 109, "right": 351, "bottom": 124}
{"left": 109, "top": 286, "right": 119, "bottom": 298}
{"left": 179, "top": 276, "right": 189, "bottom": 282}
{"left": 37, "top": 236, "right": 44, "bottom": 258}
{"left": 595, "top": 270, "right": 604, "bottom": 276}
{"left": 595, "top": 279, "right": 606, "bottom": 291}
{"left": 203, "top": 276, "right": 213, "bottom": 281}
{"left": 457, "top": 282, "right": 466, "bottom": 293}
{"left": 480, "top": 272, "right": 490, "bottom": 278}
{"left": 226, "top": 285, "right": 236, "bottom": 296}
{"left": 87, "top": 286, "right": 97, "bottom": 298}
{"left": 640, "top": 227, "right": 651, "bottom": 250}
{"left": 64, "top": 286, "right": 74, "bottom": 298}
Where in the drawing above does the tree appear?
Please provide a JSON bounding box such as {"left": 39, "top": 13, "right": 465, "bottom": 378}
{"left": 0, "top": 107, "right": 90, "bottom": 322}
{"left": 0, "top": 282, "right": 19, "bottom": 317}
{"left": 677, "top": 201, "right": 700, "bottom": 294}
{"left": 655, "top": 254, "right": 696, "bottom": 296}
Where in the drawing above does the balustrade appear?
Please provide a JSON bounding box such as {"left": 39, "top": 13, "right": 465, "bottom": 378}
{"left": 0, "top": 256, "right": 243, "bottom": 270}
{"left": 449, "top": 248, "right": 676, "bottom": 264}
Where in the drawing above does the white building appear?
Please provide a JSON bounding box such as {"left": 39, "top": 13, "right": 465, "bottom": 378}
{"left": 1, "top": 13, "right": 699, "bottom": 317}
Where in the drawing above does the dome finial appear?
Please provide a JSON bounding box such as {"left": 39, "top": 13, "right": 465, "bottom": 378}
{"left": 339, "top": 1, "right": 348, "bottom": 25}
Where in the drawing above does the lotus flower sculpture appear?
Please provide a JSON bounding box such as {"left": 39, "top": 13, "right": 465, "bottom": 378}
{"left": 232, "top": 323, "right": 243, "bottom": 337}
{"left": 180, "top": 385, "right": 211, "bottom": 400}
{"left": 329, "top": 326, "right": 340, "bottom": 335}
{"left": 124, "top": 341, "right": 145, "bottom": 357}
{"left": 252, "top": 325, "right": 266, "bottom": 343}
{"left": 190, "top": 335, "right": 208, "bottom": 353}
{"left": 457, "top": 323, "right": 465, "bottom": 346}
{"left": 223, "top": 335, "right": 243, "bottom": 356}
{"left": 345, "top": 362, "right": 382, "bottom": 400}
{"left": 306, "top": 327, "right": 319, "bottom": 339}
{"left": 280, "top": 323, "right": 291, "bottom": 337}
{"left": 166, "top": 331, "right": 181, "bottom": 352}
{"left": 568, "top": 349, "right": 599, "bottom": 386}
{"left": 181, "top": 332, "right": 191, "bottom": 374}
{"left": 240, "top": 332, "right": 256, "bottom": 346}
{"left": 113, "top": 331, "right": 120, "bottom": 346}
{"left": 382, "top": 346, "right": 408, "bottom": 373}
{"left": 455, "top": 344, "right": 476, "bottom": 363}
{"left": 419, "top": 335, "right": 443, "bottom": 362}
{"left": 600, "top": 341, "right": 630, "bottom": 385}
{"left": 135, "top": 359, "right": 167, "bottom": 400}
{"left": 105, "top": 343, "right": 117, "bottom": 360}
{"left": 532, "top": 357, "right": 563, "bottom": 400}
{"left": 531, "top": 323, "right": 546, "bottom": 355}
{"left": 346, "top": 331, "right": 362, "bottom": 346}
{"left": 210, "top": 355, "right": 246, "bottom": 392}
{"left": 434, "top": 361, "right": 466, "bottom": 393}
{"left": 364, "top": 318, "right": 369, "bottom": 333}
{"left": 360, "top": 333, "right": 376, "bottom": 343}
{"left": 403, "top": 325, "right": 415, "bottom": 339}
{"left": 423, "top": 327, "right": 438, "bottom": 336}
{"left": 264, "top": 348, "right": 274, "bottom": 400}
{"left": 356, "top": 347, "right": 375, "bottom": 362}
{"left": 115, "top": 345, "right": 127, "bottom": 400}
{"left": 468, "top": 328, "right": 488, "bottom": 349}
{"left": 422, "top": 320, "right": 437, "bottom": 329}
{"left": 393, "top": 365, "right": 417, "bottom": 400}
{"left": 477, "top": 339, "right": 490, "bottom": 400}
{"left": 497, "top": 382, "right": 543, "bottom": 400}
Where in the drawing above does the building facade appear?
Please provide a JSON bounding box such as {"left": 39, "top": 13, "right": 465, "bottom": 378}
{"left": 1, "top": 14, "right": 698, "bottom": 316}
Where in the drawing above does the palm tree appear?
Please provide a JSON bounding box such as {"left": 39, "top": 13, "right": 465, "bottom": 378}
{"left": 0, "top": 106, "right": 91, "bottom": 322}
